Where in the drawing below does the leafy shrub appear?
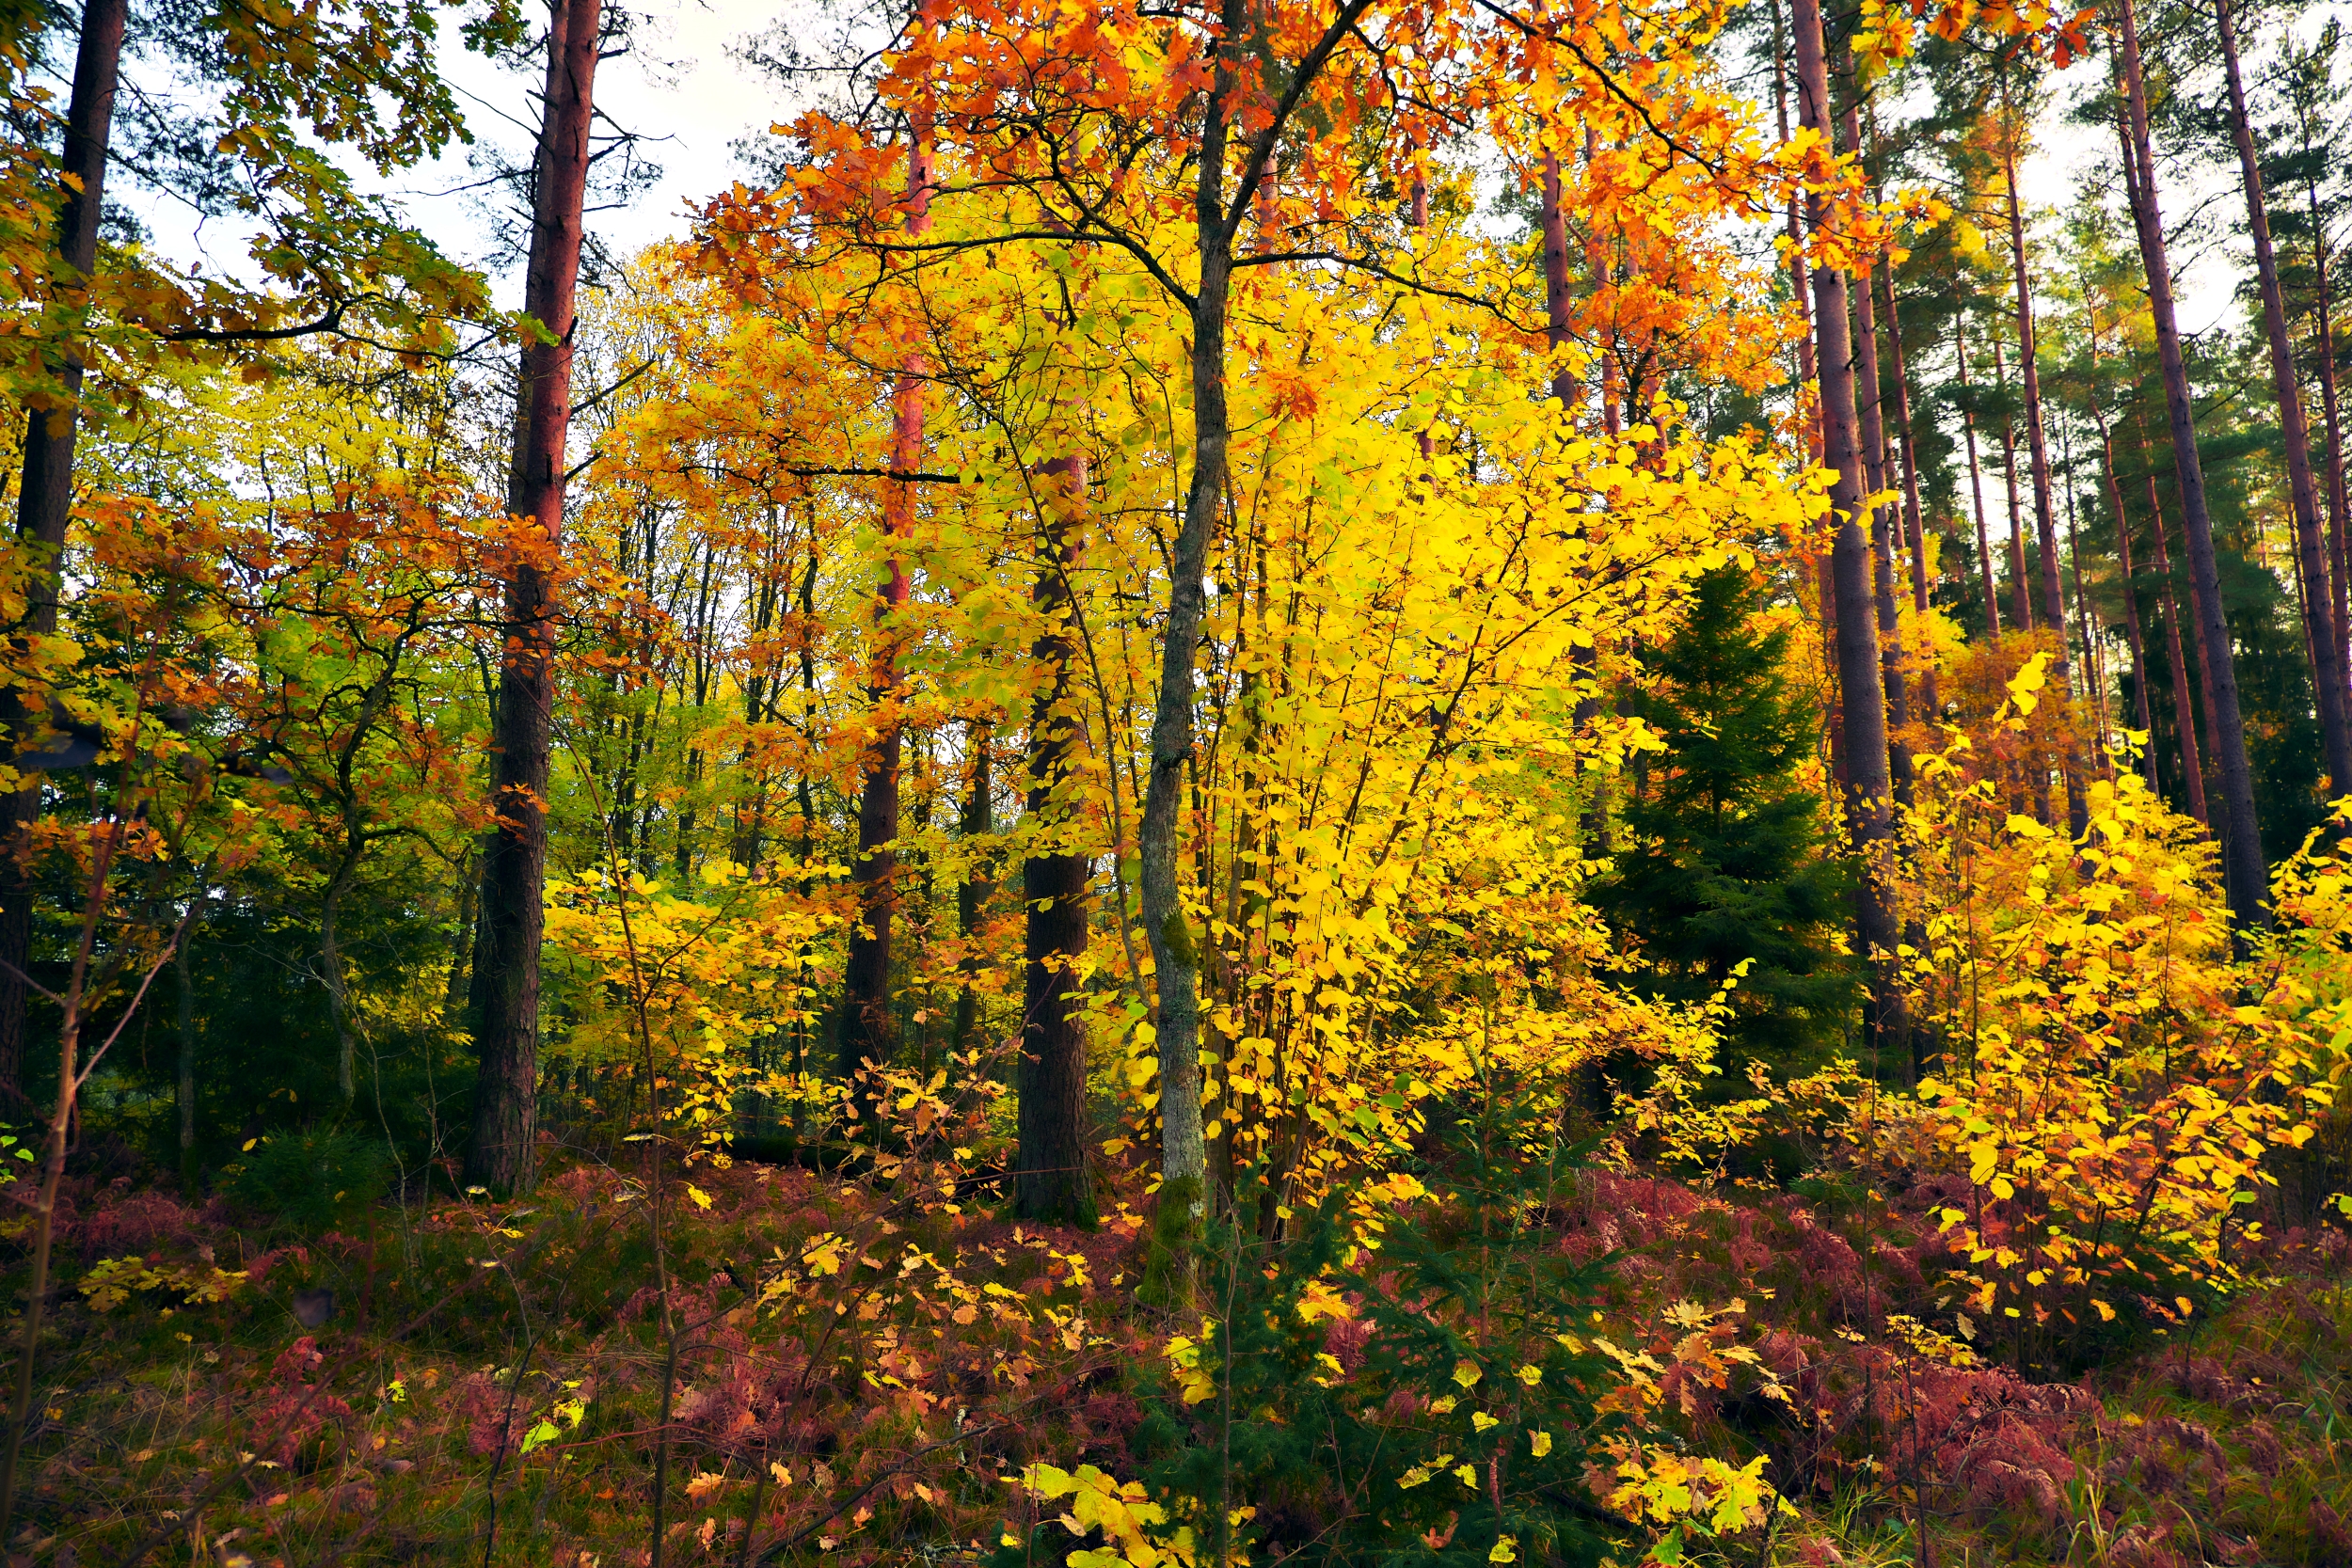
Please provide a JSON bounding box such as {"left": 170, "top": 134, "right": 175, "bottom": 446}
{"left": 1008, "top": 1087, "right": 1639, "bottom": 1567}
{"left": 227, "top": 1127, "right": 395, "bottom": 1230}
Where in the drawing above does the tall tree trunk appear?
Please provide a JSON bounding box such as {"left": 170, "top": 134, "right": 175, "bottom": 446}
{"left": 2147, "top": 475, "right": 2212, "bottom": 825}
{"left": 466, "top": 0, "right": 601, "bottom": 1194}
{"left": 323, "top": 851, "right": 360, "bottom": 1105}
{"left": 789, "top": 546, "right": 820, "bottom": 1140}
{"left": 2307, "top": 174, "right": 2352, "bottom": 705}
{"left": 2116, "top": 0, "right": 2268, "bottom": 930}
{"left": 2214, "top": 0, "right": 2352, "bottom": 800}
{"left": 1992, "top": 333, "right": 2035, "bottom": 635}
{"left": 1842, "top": 97, "right": 1913, "bottom": 804}
{"left": 1018, "top": 454, "right": 1095, "bottom": 1227}
{"left": 839, "top": 115, "right": 934, "bottom": 1087}
{"left": 1957, "top": 313, "right": 2003, "bottom": 636}
{"left": 175, "top": 907, "right": 198, "bottom": 1164}
{"left": 2054, "top": 410, "right": 2110, "bottom": 762}
{"left": 2091, "top": 398, "right": 2159, "bottom": 792}
{"left": 1773, "top": 1, "right": 1840, "bottom": 772}
{"left": 1880, "top": 261, "right": 1938, "bottom": 718}
{"left": 949, "top": 722, "right": 993, "bottom": 1059}
{"left": 1793, "top": 0, "right": 1908, "bottom": 1072}
{"left": 2000, "top": 97, "right": 2091, "bottom": 836}
{"left": 0, "top": 0, "right": 130, "bottom": 1100}
{"left": 1141, "top": 0, "right": 1248, "bottom": 1211}
{"left": 1545, "top": 147, "right": 1606, "bottom": 843}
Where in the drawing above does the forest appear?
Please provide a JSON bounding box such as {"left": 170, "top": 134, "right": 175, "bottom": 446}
{"left": 2, "top": 0, "right": 2351, "bottom": 1560}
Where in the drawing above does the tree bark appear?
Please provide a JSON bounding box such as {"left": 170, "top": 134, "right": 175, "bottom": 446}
{"left": 1018, "top": 454, "right": 1095, "bottom": 1227}
{"left": 1793, "top": 0, "right": 1908, "bottom": 1071}
{"left": 2305, "top": 168, "right": 2352, "bottom": 706}
{"left": 1997, "top": 93, "right": 2089, "bottom": 835}
{"left": 1772, "top": 0, "right": 1840, "bottom": 768}
{"left": 1956, "top": 313, "right": 2003, "bottom": 637}
{"left": 2311, "top": 198, "right": 2352, "bottom": 708}
{"left": 2213, "top": 0, "right": 2352, "bottom": 800}
{"left": 466, "top": 0, "right": 601, "bottom": 1194}
{"left": 1879, "top": 260, "right": 1937, "bottom": 718}
{"left": 2146, "top": 475, "right": 2211, "bottom": 825}
{"left": 0, "top": 0, "right": 130, "bottom": 1099}
{"left": 1841, "top": 96, "right": 1913, "bottom": 805}
{"left": 2115, "top": 0, "right": 2267, "bottom": 930}
{"left": 2090, "top": 397, "right": 2159, "bottom": 793}
{"left": 1140, "top": 0, "right": 1246, "bottom": 1211}
{"left": 838, "top": 115, "right": 934, "bottom": 1088}
{"left": 949, "top": 722, "right": 993, "bottom": 1059}
{"left": 1992, "top": 333, "right": 2035, "bottom": 635}
{"left": 1545, "top": 147, "right": 1607, "bottom": 842}
{"left": 176, "top": 907, "right": 198, "bottom": 1161}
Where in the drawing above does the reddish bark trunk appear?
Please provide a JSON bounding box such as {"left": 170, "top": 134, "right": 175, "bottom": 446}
{"left": 2147, "top": 476, "right": 2211, "bottom": 826}
{"left": 839, "top": 118, "right": 935, "bottom": 1087}
{"left": 1879, "top": 261, "right": 1937, "bottom": 719}
{"left": 2115, "top": 0, "right": 2267, "bottom": 929}
{"left": 1998, "top": 98, "right": 2089, "bottom": 835}
{"left": 2093, "top": 403, "right": 2159, "bottom": 793}
{"left": 2213, "top": 0, "right": 2352, "bottom": 800}
{"left": 1841, "top": 97, "right": 1913, "bottom": 805}
{"left": 467, "top": 0, "right": 601, "bottom": 1194}
{"left": 1956, "top": 314, "right": 2003, "bottom": 637}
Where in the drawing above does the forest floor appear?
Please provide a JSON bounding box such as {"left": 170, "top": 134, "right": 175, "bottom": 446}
{"left": 4, "top": 1132, "right": 2348, "bottom": 1568}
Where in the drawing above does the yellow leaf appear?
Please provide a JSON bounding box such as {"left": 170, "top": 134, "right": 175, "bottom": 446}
{"left": 1529, "top": 1431, "right": 1553, "bottom": 1457}
{"left": 1489, "top": 1538, "right": 1518, "bottom": 1562}
{"left": 685, "top": 1184, "right": 713, "bottom": 1211}
{"left": 1451, "top": 1360, "right": 1481, "bottom": 1388}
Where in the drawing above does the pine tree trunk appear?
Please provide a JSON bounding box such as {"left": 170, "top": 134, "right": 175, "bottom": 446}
{"left": 2116, "top": 0, "right": 2268, "bottom": 929}
{"left": 1879, "top": 262, "right": 1937, "bottom": 718}
{"left": 2091, "top": 399, "right": 2160, "bottom": 792}
{"left": 2213, "top": 0, "right": 2352, "bottom": 800}
{"left": 1998, "top": 103, "right": 2090, "bottom": 835}
{"left": 1991, "top": 335, "right": 2035, "bottom": 636}
{"left": 2145, "top": 476, "right": 2212, "bottom": 825}
{"left": 1770, "top": 0, "right": 1836, "bottom": 768}
{"left": 1018, "top": 455, "right": 1095, "bottom": 1227}
{"left": 2310, "top": 200, "right": 2351, "bottom": 706}
{"left": 1793, "top": 0, "right": 1908, "bottom": 1072}
{"left": 1840, "top": 99, "right": 1913, "bottom": 804}
{"left": 839, "top": 117, "right": 934, "bottom": 1087}
{"left": 1956, "top": 314, "right": 2004, "bottom": 637}
{"left": 0, "top": 0, "right": 129, "bottom": 1101}
{"left": 466, "top": 0, "right": 601, "bottom": 1194}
